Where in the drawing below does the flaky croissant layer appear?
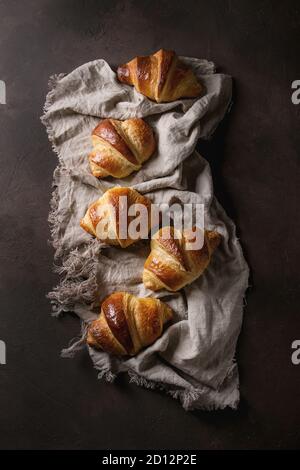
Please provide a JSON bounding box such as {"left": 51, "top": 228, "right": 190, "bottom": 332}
{"left": 89, "top": 118, "right": 156, "bottom": 179}
{"left": 143, "top": 226, "right": 221, "bottom": 292}
{"left": 117, "top": 49, "right": 203, "bottom": 103}
{"left": 87, "top": 292, "right": 173, "bottom": 356}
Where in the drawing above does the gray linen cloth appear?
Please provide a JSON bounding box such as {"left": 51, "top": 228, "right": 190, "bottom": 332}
{"left": 41, "top": 57, "right": 249, "bottom": 410}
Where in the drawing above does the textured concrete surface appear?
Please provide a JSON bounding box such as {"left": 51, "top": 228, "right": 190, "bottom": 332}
{"left": 0, "top": 0, "right": 299, "bottom": 449}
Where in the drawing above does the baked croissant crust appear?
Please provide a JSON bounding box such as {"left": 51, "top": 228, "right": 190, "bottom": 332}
{"left": 143, "top": 226, "right": 221, "bottom": 292}
{"left": 87, "top": 291, "right": 173, "bottom": 356}
{"left": 80, "top": 187, "right": 152, "bottom": 248}
{"left": 89, "top": 118, "right": 156, "bottom": 178}
{"left": 117, "top": 49, "right": 203, "bottom": 103}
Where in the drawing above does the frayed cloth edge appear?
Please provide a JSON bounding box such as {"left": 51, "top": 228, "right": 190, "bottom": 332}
{"left": 41, "top": 73, "right": 66, "bottom": 257}
{"left": 61, "top": 321, "right": 89, "bottom": 358}
{"left": 41, "top": 73, "right": 101, "bottom": 315}
{"left": 92, "top": 367, "right": 239, "bottom": 412}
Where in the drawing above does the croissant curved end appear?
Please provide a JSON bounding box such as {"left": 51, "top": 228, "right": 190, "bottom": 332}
{"left": 206, "top": 230, "right": 222, "bottom": 252}
{"left": 143, "top": 269, "right": 156, "bottom": 290}
{"left": 117, "top": 64, "right": 131, "bottom": 84}
{"left": 80, "top": 217, "right": 95, "bottom": 236}
{"left": 143, "top": 268, "right": 166, "bottom": 292}
{"left": 86, "top": 329, "right": 99, "bottom": 349}
{"left": 161, "top": 303, "right": 173, "bottom": 324}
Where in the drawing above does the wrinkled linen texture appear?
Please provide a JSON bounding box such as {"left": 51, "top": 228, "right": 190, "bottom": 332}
{"left": 42, "top": 56, "right": 249, "bottom": 411}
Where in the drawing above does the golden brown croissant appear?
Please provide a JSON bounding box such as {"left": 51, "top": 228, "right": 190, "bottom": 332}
{"left": 80, "top": 187, "right": 152, "bottom": 248}
{"left": 89, "top": 118, "right": 156, "bottom": 178}
{"left": 117, "top": 49, "right": 203, "bottom": 103}
{"left": 87, "top": 291, "right": 173, "bottom": 356}
{"left": 143, "top": 226, "right": 221, "bottom": 292}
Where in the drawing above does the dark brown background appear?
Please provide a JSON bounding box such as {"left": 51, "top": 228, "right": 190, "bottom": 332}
{"left": 0, "top": 0, "right": 299, "bottom": 450}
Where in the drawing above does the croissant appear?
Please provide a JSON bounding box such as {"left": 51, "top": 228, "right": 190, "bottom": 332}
{"left": 87, "top": 292, "right": 173, "bottom": 356}
{"left": 89, "top": 118, "right": 156, "bottom": 178}
{"left": 117, "top": 49, "right": 203, "bottom": 103}
{"left": 143, "top": 226, "right": 221, "bottom": 292}
{"left": 80, "top": 187, "right": 152, "bottom": 248}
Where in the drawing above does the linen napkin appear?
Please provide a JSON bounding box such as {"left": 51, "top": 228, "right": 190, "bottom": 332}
{"left": 42, "top": 56, "right": 249, "bottom": 410}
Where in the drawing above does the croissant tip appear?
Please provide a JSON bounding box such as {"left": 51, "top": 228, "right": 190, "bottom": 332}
{"left": 117, "top": 64, "right": 130, "bottom": 83}
{"left": 207, "top": 230, "right": 222, "bottom": 251}
{"left": 86, "top": 331, "right": 93, "bottom": 346}
{"left": 155, "top": 48, "right": 175, "bottom": 55}
{"left": 86, "top": 325, "right": 98, "bottom": 349}
{"left": 164, "top": 304, "right": 173, "bottom": 322}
